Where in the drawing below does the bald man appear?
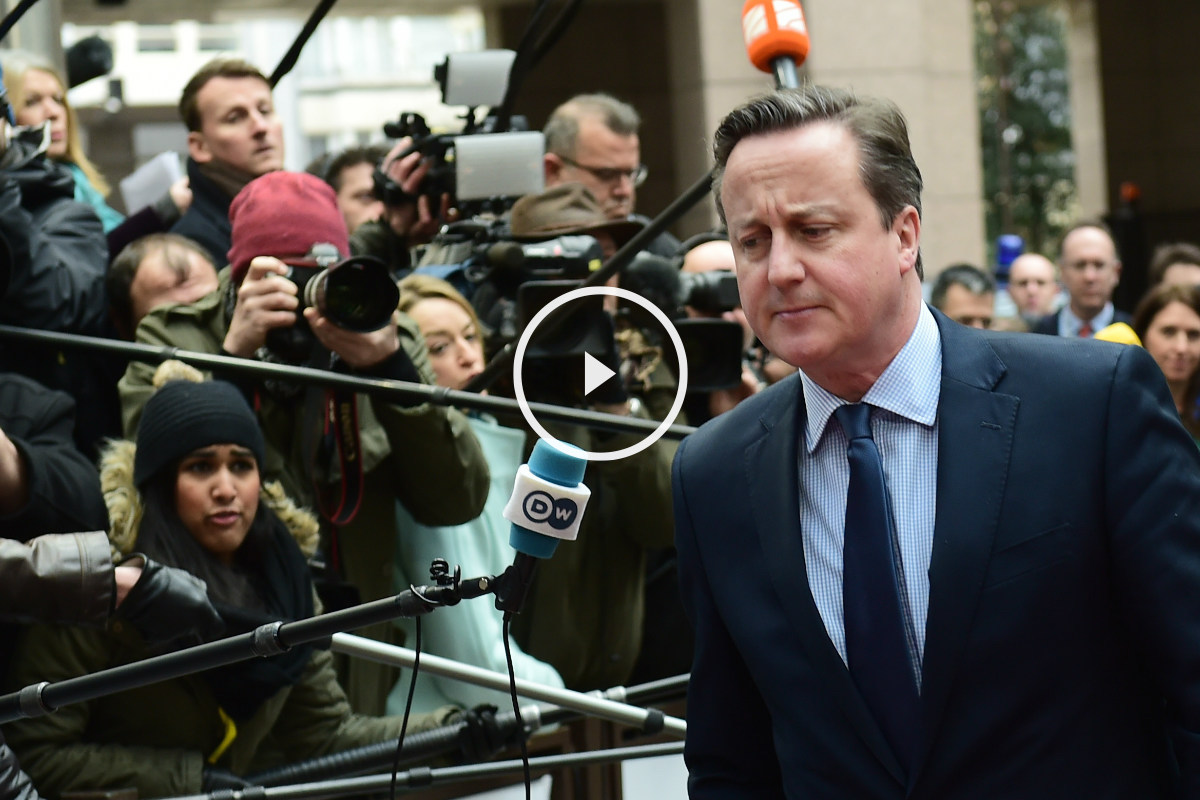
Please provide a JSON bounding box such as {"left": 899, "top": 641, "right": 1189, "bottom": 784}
{"left": 1007, "top": 253, "right": 1059, "bottom": 324}
{"left": 1034, "top": 222, "right": 1130, "bottom": 337}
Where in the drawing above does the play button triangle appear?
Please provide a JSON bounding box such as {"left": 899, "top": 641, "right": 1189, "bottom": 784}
{"left": 583, "top": 352, "right": 616, "bottom": 397}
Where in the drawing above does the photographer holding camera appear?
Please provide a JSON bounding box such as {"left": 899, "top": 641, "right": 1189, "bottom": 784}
{"left": 119, "top": 171, "right": 489, "bottom": 714}
{"left": 349, "top": 136, "right": 455, "bottom": 276}
{"left": 479, "top": 183, "right": 678, "bottom": 690}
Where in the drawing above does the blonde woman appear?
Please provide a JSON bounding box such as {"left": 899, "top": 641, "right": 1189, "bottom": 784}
{"left": 0, "top": 49, "right": 190, "bottom": 237}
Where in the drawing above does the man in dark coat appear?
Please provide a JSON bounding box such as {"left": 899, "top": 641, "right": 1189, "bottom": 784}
{"left": 676, "top": 85, "right": 1200, "bottom": 799}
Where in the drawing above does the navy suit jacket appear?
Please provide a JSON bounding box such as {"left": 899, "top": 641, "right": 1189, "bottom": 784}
{"left": 674, "top": 310, "right": 1200, "bottom": 799}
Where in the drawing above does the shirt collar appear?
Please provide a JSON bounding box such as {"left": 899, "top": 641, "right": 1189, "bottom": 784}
{"left": 801, "top": 303, "right": 943, "bottom": 453}
{"left": 1061, "top": 302, "right": 1114, "bottom": 335}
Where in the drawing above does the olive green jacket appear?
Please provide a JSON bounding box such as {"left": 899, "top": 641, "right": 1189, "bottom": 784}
{"left": 117, "top": 269, "right": 489, "bottom": 712}
{"left": 2, "top": 440, "right": 458, "bottom": 799}
{"left": 509, "top": 414, "right": 676, "bottom": 691}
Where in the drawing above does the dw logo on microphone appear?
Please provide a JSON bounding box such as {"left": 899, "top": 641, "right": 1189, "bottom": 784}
{"left": 522, "top": 490, "right": 579, "bottom": 531}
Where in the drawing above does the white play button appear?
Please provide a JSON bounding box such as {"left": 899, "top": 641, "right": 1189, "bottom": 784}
{"left": 583, "top": 352, "right": 616, "bottom": 397}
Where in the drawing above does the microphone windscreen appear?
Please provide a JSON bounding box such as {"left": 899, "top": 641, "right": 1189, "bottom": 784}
{"left": 742, "top": 0, "right": 811, "bottom": 74}
{"left": 486, "top": 241, "right": 526, "bottom": 270}
{"left": 622, "top": 252, "right": 683, "bottom": 317}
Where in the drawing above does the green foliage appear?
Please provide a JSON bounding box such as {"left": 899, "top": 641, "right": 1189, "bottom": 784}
{"left": 975, "top": 0, "right": 1079, "bottom": 264}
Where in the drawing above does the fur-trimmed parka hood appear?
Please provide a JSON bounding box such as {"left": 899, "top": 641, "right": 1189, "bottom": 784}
{"left": 100, "top": 438, "right": 320, "bottom": 562}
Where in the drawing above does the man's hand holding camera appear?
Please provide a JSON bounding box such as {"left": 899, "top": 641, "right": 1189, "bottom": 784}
{"left": 380, "top": 137, "right": 453, "bottom": 246}
{"left": 223, "top": 256, "right": 299, "bottom": 357}
{"left": 224, "top": 255, "right": 402, "bottom": 371}
{"left": 304, "top": 306, "right": 399, "bottom": 371}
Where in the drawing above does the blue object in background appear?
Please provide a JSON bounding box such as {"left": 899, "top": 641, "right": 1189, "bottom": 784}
{"left": 996, "top": 234, "right": 1025, "bottom": 282}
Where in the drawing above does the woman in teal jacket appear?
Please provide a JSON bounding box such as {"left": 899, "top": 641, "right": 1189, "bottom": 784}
{"left": 388, "top": 275, "right": 565, "bottom": 714}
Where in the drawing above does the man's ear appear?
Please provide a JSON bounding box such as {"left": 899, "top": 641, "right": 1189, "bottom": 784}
{"left": 894, "top": 205, "right": 921, "bottom": 275}
{"left": 187, "top": 131, "right": 212, "bottom": 164}
{"left": 543, "top": 153, "right": 565, "bottom": 187}
{"left": 1113, "top": 261, "right": 1123, "bottom": 285}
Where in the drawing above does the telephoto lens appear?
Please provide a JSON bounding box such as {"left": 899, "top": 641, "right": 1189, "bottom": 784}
{"left": 304, "top": 256, "right": 400, "bottom": 332}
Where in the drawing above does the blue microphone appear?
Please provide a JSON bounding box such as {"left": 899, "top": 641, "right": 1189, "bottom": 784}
{"left": 495, "top": 439, "right": 591, "bottom": 613}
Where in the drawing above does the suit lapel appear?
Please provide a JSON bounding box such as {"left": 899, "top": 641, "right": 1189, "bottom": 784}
{"left": 747, "top": 376, "right": 907, "bottom": 785}
{"left": 913, "top": 315, "right": 1019, "bottom": 779}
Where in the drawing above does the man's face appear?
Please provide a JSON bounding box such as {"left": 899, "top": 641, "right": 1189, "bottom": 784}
{"left": 335, "top": 162, "right": 383, "bottom": 234}
{"left": 187, "top": 76, "right": 284, "bottom": 176}
{"left": 1007, "top": 254, "right": 1058, "bottom": 316}
{"left": 939, "top": 284, "right": 994, "bottom": 329}
{"left": 546, "top": 116, "right": 640, "bottom": 219}
{"left": 1058, "top": 226, "right": 1121, "bottom": 320}
{"left": 1161, "top": 262, "right": 1200, "bottom": 288}
{"left": 722, "top": 122, "right": 921, "bottom": 393}
{"left": 129, "top": 246, "right": 220, "bottom": 330}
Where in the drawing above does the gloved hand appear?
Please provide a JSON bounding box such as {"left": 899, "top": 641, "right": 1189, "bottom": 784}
{"left": 201, "top": 766, "right": 251, "bottom": 792}
{"left": 457, "top": 704, "right": 509, "bottom": 762}
{"left": 116, "top": 554, "right": 225, "bottom": 642}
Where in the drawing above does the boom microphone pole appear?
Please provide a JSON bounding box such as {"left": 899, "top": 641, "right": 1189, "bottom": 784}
{"left": 331, "top": 633, "right": 686, "bottom": 737}
{"left": 270, "top": 0, "right": 339, "bottom": 89}
{"left": 245, "top": 673, "right": 690, "bottom": 786}
{"left": 0, "top": 0, "right": 40, "bottom": 43}
{"left": 462, "top": 168, "right": 715, "bottom": 395}
{"left": 163, "top": 742, "right": 685, "bottom": 800}
{"left": 0, "top": 324, "right": 695, "bottom": 440}
{"left": 246, "top": 702, "right": 541, "bottom": 786}
{"left": 0, "top": 573, "right": 495, "bottom": 725}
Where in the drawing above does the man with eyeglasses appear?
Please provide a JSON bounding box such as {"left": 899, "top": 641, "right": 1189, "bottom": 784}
{"left": 543, "top": 93, "right": 680, "bottom": 257}
{"left": 1034, "top": 220, "right": 1131, "bottom": 337}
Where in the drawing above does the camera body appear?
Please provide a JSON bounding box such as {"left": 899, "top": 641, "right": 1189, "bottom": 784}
{"left": 376, "top": 50, "right": 544, "bottom": 217}
{"left": 266, "top": 243, "right": 400, "bottom": 363}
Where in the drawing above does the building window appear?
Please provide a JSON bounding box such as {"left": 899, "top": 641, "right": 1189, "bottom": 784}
{"left": 199, "top": 25, "right": 238, "bottom": 52}
{"left": 137, "top": 25, "right": 176, "bottom": 53}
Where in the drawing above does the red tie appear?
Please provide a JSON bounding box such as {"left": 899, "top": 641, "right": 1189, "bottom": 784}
{"left": 1079, "top": 323, "right": 1093, "bottom": 338}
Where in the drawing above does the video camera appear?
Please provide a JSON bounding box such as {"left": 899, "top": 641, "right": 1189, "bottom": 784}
{"left": 414, "top": 218, "right": 744, "bottom": 400}
{"left": 375, "top": 50, "right": 544, "bottom": 218}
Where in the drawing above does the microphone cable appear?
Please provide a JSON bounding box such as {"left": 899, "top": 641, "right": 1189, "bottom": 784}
{"left": 389, "top": 617, "right": 422, "bottom": 800}
{"left": 503, "top": 612, "right": 532, "bottom": 800}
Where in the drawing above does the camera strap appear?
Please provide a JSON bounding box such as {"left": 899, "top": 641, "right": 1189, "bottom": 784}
{"left": 308, "top": 387, "right": 366, "bottom": 529}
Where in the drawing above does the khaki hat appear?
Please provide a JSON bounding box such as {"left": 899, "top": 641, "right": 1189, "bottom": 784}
{"left": 509, "top": 183, "right": 644, "bottom": 246}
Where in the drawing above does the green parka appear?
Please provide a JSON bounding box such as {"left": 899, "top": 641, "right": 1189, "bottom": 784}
{"left": 2, "top": 440, "right": 457, "bottom": 799}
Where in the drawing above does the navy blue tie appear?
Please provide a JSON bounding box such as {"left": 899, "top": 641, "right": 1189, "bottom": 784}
{"left": 835, "top": 402, "right": 920, "bottom": 773}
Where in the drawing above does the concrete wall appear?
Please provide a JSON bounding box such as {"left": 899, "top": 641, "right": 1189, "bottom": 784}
{"left": 494, "top": 0, "right": 985, "bottom": 274}
{"left": 799, "top": 0, "right": 985, "bottom": 275}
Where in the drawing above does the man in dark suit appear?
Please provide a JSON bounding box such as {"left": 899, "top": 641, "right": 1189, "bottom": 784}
{"left": 1032, "top": 220, "right": 1131, "bottom": 336}
{"left": 673, "top": 85, "right": 1200, "bottom": 798}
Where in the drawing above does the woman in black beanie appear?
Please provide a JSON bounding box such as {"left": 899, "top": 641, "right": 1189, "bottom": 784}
{"left": 2, "top": 363, "right": 459, "bottom": 799}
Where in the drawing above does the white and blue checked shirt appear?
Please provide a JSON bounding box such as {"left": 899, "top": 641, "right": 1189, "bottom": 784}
{"left": 799, "top": 303, "right": 942, "bottom": 675}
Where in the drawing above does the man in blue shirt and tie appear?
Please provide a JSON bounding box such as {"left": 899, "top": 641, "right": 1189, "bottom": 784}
{"left": 1033, "top": 220, "right": 1131, "bottom": 337}
{"left": 673, "top": 84, "right": 1200, "bottom": 799}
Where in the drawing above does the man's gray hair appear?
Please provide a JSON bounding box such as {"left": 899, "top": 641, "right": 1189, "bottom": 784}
{"left": 712, "top": 85, "right": 924, "bottom": 276}
{"left": 544, "top": 93, "right": 641, "bottom": 158}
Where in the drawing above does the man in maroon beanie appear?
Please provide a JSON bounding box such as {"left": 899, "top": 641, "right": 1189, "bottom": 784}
{"left": 119, "top": 170, "right": 489, "bottom": 715}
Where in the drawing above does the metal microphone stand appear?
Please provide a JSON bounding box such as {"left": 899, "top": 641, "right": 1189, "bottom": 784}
{"left": 330, "top": 634, "right": 686, "bottom": 737}
{"left": 163, "top": 741, "right": 685, "bottom": 800}
{"left": 0, "top": 569, "right": 498, "bottom": 725}
{"left": 244, "top": 674, "right": 690, "bottom": 786}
